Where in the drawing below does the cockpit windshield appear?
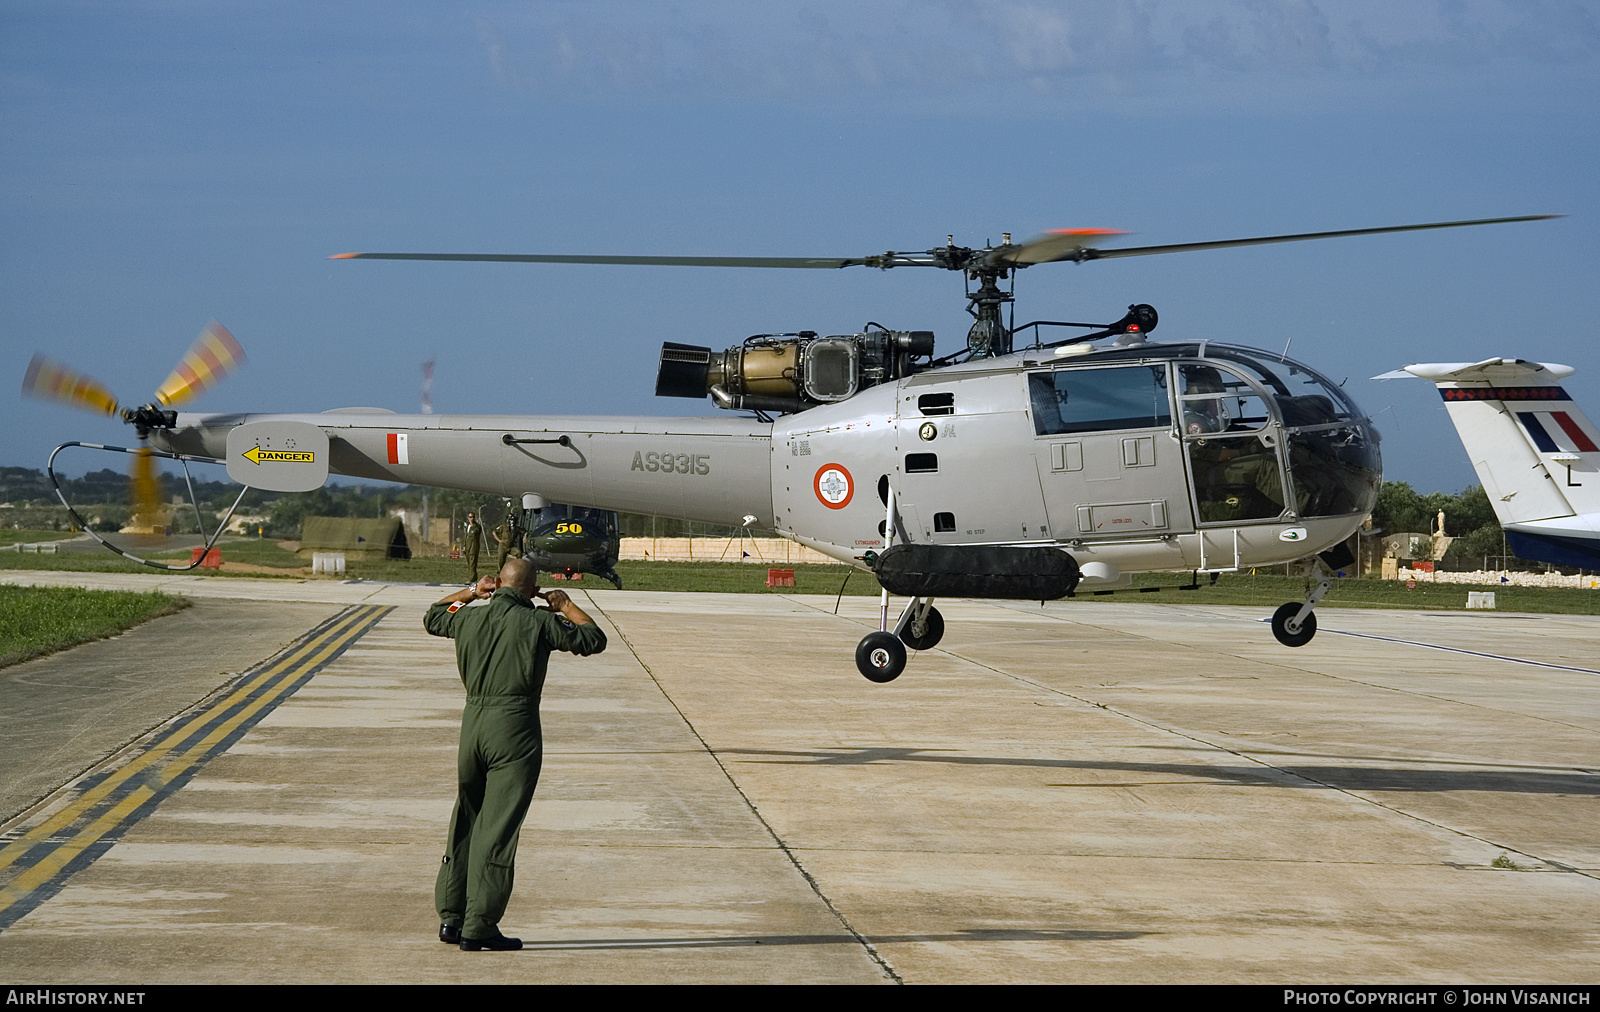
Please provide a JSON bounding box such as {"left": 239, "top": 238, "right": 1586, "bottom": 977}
{"left": 1204, "top": 346, "right": 1362, "bottom": 426}
{"left": 531, "top": 505, "right": 619, "bottom": 539}
{"left": 1183, "top": 347, "right": 1381, "bottom": 522}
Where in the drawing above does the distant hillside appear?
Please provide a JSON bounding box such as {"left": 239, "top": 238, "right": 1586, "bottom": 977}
{"left": 1, "top": 466, "right": 280, "bottom": 508}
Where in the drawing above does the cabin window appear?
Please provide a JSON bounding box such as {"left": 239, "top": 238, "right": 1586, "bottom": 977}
{"left": 905, "top": 453, "right": 939, "bottom": 473}
{"left": 1029, "top": 365, "right": 1171, "bottom": 435}
{"left": 917, "top": 392, "right": 955, "bottom": 416}
{"left": 933, "top": 512, "right": 955, "bottom": 532}
{"left": 1179, "top": 364, "right": 1271, "bottom": 435}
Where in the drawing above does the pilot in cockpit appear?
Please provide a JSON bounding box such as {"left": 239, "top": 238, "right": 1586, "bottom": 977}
{"left": 1181, "top": 366, "right": 1230, "bottom": 435}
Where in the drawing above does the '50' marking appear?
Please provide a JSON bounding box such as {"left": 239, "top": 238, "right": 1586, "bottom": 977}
{"left": 631, "top": 451, "right": 711, "bottom": 475}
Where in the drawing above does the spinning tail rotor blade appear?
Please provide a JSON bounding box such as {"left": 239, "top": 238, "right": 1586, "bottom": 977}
{"left": 127, "top": 445, "right": 165, "bottom": 534}
{"left": 154, "top": 320, "right": 246, "bottom": 407}
{"left": 21, "top": 354, "right": 121, "bottom": 416}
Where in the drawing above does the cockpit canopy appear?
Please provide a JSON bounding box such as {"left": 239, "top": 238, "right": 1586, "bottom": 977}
{"left": 1027, "top": 343, "right": 1380, "bottom": 522}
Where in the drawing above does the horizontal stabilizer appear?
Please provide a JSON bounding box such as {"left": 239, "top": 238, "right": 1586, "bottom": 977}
{"left": 1372, "top": 359, "right": 1575, "bottom": 384}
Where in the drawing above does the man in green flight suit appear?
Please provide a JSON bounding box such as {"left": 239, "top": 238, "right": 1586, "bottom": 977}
{"left": 424, "top": 557, "right": 607, "bottom": 951}
{"left": 493, "top": 502, "right": 524, "bottom": 572}
{"left": 461, "top": 511, "right": 485, "bottom": 583}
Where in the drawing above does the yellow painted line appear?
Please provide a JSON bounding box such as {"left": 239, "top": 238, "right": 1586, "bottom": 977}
{"left": 0, "top": 606, "right": 390, "bottom": 925}
{"left": 0, "top": 786, "right": 155, "bottom": 910}
{"left": 0, "top": 609, "right": 370, "bottom": 875}
{"left": 0, "top": 606, "right": 387, "bottom": 888}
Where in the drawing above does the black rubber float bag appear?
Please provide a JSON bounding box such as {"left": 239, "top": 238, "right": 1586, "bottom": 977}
{"left": 871, "top": 544, "right": 1080, "bottom": 600}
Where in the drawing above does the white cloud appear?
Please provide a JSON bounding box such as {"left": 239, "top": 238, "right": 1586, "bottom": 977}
{"left": 464, "top": 0, "right": 1598, "bottom": 111}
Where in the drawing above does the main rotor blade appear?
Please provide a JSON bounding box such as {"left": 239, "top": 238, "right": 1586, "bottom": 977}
{"left": 331, "top": 214, "right": 1561, "bottom": 274}
{"left": 22, "top": 354, "right": 120, "bottom": 416}
{"left": 1077, "top": 215, "right": 1561, "bottom": 263}
{"left": 154, "top": 320, "right": 246, "bottom": 407}
{"left": 331, "top": 252, "right": 871, "bottom": 269}
{"left": 997, "top": 228, "right": 1128, "bottom": 266}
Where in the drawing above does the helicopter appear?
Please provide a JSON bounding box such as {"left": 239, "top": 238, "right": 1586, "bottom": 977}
{"left": 25, "top": 214, "right": 1558, "bottom": 682}
{"left": 489, "top": 496, "right": 624, "bottom": 589}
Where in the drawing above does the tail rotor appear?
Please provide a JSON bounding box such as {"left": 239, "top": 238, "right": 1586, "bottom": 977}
{"left": 22, "top": 321, "right": 247, "bottom": 539}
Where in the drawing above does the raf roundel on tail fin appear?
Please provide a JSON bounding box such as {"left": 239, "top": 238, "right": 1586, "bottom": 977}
{"left": 1379, "top": 359, "right": 1600, "bottom": 568}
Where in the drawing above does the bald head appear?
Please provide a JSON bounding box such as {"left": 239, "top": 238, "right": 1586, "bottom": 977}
{"left": 498, "top": 558, "right": 539, "bottom": 596}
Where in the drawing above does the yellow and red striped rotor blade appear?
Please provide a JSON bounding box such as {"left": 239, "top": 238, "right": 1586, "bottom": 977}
{"left": 154, "top": 320, "right": 246, "bottom": 407}
{"left": 21, "top": 354, "right": 121, "bottom": 416}
{"left": 128, "top": 445, "right": 165, "bottom": 532}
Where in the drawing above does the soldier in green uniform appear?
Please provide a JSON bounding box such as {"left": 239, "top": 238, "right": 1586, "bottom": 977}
{"left": 493, "top": 501, "right": 524, "bottom": 571}
{"left": 424, "top": 558, "right": 606, "bottom": 951}
{"left": 462, "top": 511, "right": 485, "bottom": 583}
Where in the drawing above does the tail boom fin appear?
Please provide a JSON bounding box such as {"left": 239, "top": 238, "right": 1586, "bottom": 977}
{"left": 1382, "top": 359, "right": 1598, "bottom": 526}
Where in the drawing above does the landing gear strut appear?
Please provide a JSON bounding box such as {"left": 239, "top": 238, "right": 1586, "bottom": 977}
{"left": 895, "top": 597, "right": 944, "bottom": 651}
{"left": 854, "top": 596, "right": 943, "bottom": 681}
{"left": 854, "top": 484, "right": 951, "bottom": 682}
{"left": 1271, "top": 559, "right": 1332, "bottom": 648}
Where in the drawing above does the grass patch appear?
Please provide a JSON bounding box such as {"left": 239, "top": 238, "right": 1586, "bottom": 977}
{"left": 0, "top": 536, "right": 306, "bottom": 577}
{"left": 0, "top": 552, "right": 184, "bottom": 575}
{"left": 1116, "top": 572, "right": 1600, "bottom": 615}
{"left": 345, "top": 555, "right": 887, "bottom": 595}
{"left": 347, "top": 560, "right": 1598, "bottom": 613}
{"left": 0, "top": 585, "right": 189, "bottom": 668}
{"left": 1490, "top": 853, "right": 1527, "bottom": 871}
{"left": 0, "top": 529, "right": 82, "bottom": 546}
{"left": 609, "top": 560, "right": 881, "bottom": 595}
{"left": 3, "top": 539, "right": 1594, "bottom": 614}
{"left": 147, "top": 538, "right": 305, "bottom": 568}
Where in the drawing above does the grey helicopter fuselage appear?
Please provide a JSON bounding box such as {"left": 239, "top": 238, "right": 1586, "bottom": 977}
{"left": 30, "top": 216, "right": 1551, "bottom": 678}
{"left": 156, "top": 337, "right": 1381, "bottom": 584}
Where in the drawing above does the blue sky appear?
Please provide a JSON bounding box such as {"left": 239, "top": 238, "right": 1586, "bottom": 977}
{"left": 3, "top": 1, "right": 1596, "bottom": 494}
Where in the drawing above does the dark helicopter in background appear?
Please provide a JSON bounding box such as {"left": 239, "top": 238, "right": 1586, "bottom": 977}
{"left": 493, "top": 497, "right": 622, "bottom": 589}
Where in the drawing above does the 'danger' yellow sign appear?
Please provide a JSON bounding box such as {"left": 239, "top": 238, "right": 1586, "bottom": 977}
{"left": 242, "top": 445, "right": 315, "bottom": 465}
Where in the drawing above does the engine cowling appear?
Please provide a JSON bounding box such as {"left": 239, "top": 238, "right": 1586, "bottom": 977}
{"left": 656, "top": 329, "right": 935, "bottom": 413}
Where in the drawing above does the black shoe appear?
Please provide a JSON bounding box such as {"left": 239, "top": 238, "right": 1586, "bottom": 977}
{"left": 460, "top": 933, "right": 522, "bottom": 951}
{"left": 439, "top": 923, "right": 462, "bottom": 944}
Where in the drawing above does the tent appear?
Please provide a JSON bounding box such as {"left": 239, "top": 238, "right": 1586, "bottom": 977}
{"left": 298, "top": 516, "right": 410, "bottom": 560}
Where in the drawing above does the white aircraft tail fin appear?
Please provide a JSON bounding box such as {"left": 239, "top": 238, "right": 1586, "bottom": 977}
{"left": 1379, "top": 358, "right": 1600, "bottom": 567}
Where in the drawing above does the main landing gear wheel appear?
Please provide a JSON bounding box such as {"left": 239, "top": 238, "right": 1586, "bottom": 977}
{"left": 899, "top": 606, "right": 945, "bottom": 651}
{"left": 1271, "top": 602, "right": 1317, "bottom": 647}
{"left": 856, "top": 631, "right": 907, "bottom": 682}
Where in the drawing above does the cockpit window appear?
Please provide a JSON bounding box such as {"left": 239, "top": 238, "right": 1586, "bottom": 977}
{"left": 1179, "top": 364, "right": 1271, "bottom": 435}
{"left": 1029, "top": 365, "right": 1171, "bottom": 435}
{"left": 1276, "top": 367, "right": 1355, "bottom": 427}
{"left": 1286, "top": 428, "right": 1382, "bottom": 517}
{"left": 1178, "top": 348, "right": 1380, "bottom": 522}
{"left": 1203, "top": 347, "right": 1359, "bottom": 427}
{"left": 531, "top": 505, "right": 618, "bottom": 539}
